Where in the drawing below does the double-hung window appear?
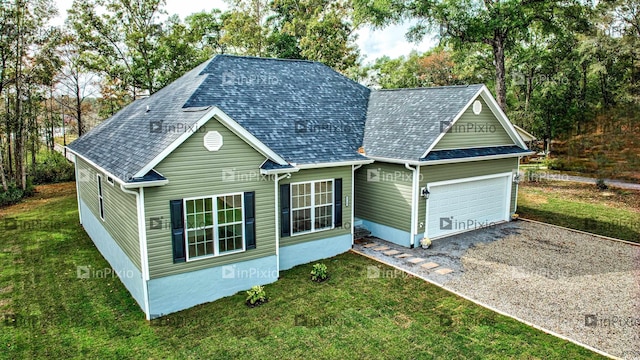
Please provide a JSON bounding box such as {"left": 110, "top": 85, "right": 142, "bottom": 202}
{"left": 97, "top": 174, "right": 105, "bottom": 220}
{"left": 184, "top": 193, "right": 244, "bottom": 260}
{"left": 291, "top": 179, "right": 333, "bottom": 235}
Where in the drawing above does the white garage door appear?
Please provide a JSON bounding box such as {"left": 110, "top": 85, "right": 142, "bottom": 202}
{"left": 427, "top": 173, "right": 512, "bottom": 239}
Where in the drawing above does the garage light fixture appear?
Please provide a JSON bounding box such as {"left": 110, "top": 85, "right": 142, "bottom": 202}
{"left": 421, "top": 187, "right": 430, "bottom": 199}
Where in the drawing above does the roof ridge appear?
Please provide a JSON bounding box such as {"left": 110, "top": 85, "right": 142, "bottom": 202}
{"left": 372, "top": 84, "right": 484, "bottom": 92}
{"left": 214, "top": 53, "right": 320, "bottom": 65}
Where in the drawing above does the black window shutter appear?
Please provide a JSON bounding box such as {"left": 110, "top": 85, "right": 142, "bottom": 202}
{"left": 244, "top": 191, "right": 256, "bottom": 249}
{"left": 334, "top": 178, "right": 343, "bottom": 228}
{"left": 169, "top": 200, "right": 186, "bottom": 263}
{"left": 280, "top": 184, "right": 290, "bottom": 237}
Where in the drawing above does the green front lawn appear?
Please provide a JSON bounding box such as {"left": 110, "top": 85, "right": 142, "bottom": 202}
{"left": 0, "top": 183, "right": 602, "bottom": 359}
{"left": 517, "top": 181, "right": 640, "bottom": 243}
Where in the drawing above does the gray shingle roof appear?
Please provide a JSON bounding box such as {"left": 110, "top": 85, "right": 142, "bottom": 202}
{"left": 183, "top": 55, "right": 370, "bottom": 164}
{"left": 362, "top": 85, "right": 484, "bottom": 161}
{"left": 67, "top": 59, "right": 212, "bottom": 181}
{"left": 68, "top": 55, "right": 521, "bottom": 183}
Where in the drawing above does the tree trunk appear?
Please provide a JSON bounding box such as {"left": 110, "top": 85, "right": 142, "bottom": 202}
{"left": 491, "top": 35, "right": 507, "bottom": 112}
{"left": 76, "top": 82, "right": 83, "bottom": 137}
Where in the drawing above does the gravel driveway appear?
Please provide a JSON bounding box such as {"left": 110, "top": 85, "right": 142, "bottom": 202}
{"left": 354, "top": 221, "right": 640, "bottom": 359}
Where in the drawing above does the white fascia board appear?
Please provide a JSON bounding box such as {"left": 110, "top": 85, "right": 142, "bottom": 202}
{"left": 260, "top": 167, "right": 300, "bottom": 175}
{"left": 419, "top": 151, "right": 536, "bottom": 166}
{"left": 364, "top": 155, "right": 422, "bottom": 166}
{"left": 294, "top": 159, "right": 374, "bottom": 169}
{"left": 420, "top": 86, "right": 484, "bottom": 159}
{"left": 133, "top": 107, "right": 287, "bottom": 178}
{"left": 121, "top": 179, "right": 170, "bottom": 189}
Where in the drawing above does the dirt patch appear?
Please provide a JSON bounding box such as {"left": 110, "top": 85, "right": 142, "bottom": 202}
{"left": 0, "top": 182, "right": 76, "bottom": 218}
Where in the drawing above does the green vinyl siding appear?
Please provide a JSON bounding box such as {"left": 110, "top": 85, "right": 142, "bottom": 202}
{"left": 145, "top": 119, "right": 276, "bottom": 279}
{"left": 354, "top": 163, "right": 413, "bottom": 232}
{"left": 417, "top": 158, "right": 519, "bottom": 225}
{"left": 280, "top": 166, "right": 352, "bottom": 247}
{"left": 76, "top": 158, "right": 141, "bottom": 270}
{"left": 434, "top": 97, "right": 515, "bottom": 150}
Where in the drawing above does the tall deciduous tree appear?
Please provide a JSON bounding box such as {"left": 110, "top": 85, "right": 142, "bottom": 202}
{"left": 268, "top": 0, "right": 361, "bottom": 72}
{"left": 354, "top": 0, "right": 586, "bottom": 111}
{"left": 67, "top": 0, "right": 166, "bottom": 97}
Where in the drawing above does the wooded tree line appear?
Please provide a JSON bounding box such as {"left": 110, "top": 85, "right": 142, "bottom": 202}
{"left": 0, "top": 0, "right": 638, "bottom": 193}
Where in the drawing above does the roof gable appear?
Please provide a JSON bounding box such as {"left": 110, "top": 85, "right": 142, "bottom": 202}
{"left": 432, "top": 96, "right": 515, "bottom": 150}
{"left": 362, "top": 85, "right": 484, "bottom": 161}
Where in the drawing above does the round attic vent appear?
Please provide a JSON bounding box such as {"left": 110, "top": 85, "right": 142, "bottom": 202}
{"left": 204, "top": 131, "right": 223, "bottom": 151}
{"left": 472, "top": 100, "right": 482, "bottom": 115}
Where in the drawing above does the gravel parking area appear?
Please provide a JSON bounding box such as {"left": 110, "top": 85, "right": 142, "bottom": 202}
{"left": 354, "top": 221, "right": 640, "bottom": 359}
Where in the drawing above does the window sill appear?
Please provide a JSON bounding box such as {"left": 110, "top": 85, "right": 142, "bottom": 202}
{"left": 186, "top": 248, "right": 245, "bottom": 262}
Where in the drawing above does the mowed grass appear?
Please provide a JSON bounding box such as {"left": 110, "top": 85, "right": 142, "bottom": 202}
{"left": 518, "top": 180, "right": 640, "bottom": 243}
{"left": 0, "top": 183, "right": 603, "bottom": 359}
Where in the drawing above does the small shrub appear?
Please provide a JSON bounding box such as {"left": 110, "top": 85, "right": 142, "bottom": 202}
{"left": 0, "top": 183, "right": 34, "bottom": 207}
{"left": 245, "top": 285, "right": 268, "bottom": 307}
{"left": 30, "top": 151, "right": 75, "bottom": 185}
{"left": 310, "top": 263, "right": 328, "bottom": 282}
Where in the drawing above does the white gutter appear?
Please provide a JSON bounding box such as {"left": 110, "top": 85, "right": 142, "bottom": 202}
{"left": 260, "top": 167, "right": 300, "bottom": 175}
{"left": 121, "top": 179, "right": 169, "bottom": 189}
{"left": 274, "top": 173, "right": 292, "bottom": 274}
{"left": 419, "top": 151, "right": 536, "bottom": 166}
{"left": 120, "top": 184, "right": 151, "bottom": 320}
{"left": 294, "top": 159, "right": 374, "bottom": 169}
{"left": 367, "top": 155, "right": 422, "bottom": 166}
{"left": 405, "top": 163, "right": 419, "bottom": 248}
{"left": 351, "top": 164, "right": 364, "bottom": 245}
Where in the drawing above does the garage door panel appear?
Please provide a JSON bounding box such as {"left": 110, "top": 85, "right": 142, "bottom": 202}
{"left": 427, "top": 175, "right": 510, "bottom": 238}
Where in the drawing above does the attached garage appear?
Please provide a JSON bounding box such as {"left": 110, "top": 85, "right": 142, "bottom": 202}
{"left": 358, "top": 84, "right": 535, "bottom": 247}
{"left": 426, "top": 173, "right": 513, "bottom": 239}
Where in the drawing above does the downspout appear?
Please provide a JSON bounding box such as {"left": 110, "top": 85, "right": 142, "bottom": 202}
{"left": 74, "top": 154, "right": 82, "bottom": 224}
{"left": 351, "top": 164, "right": 363, "bottom": 245}
{"left": 405, "top": 163, "right": 418, "bottom": 248}
{"left": 514, "top": 158, "right": 521, "bottom": 214}
{"left": 120, "top": 184, "right": 151, "bottom": 320}
{"left": 274, "top": 173, "right": 292, "bottom": 275}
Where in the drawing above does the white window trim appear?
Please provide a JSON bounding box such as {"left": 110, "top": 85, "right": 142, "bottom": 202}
{"left": 183, "top": 192, "right": 246, "bottom": 262}
{"left": 96, "top": 174, "right": 105, "bottom": 221}
{"left": 290, "top": 178, "right": 335, "bottom": 236}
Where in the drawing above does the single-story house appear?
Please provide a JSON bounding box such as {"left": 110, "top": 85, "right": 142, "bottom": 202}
{"left": 67, "top": 55, "right": 534, "bottom": 319}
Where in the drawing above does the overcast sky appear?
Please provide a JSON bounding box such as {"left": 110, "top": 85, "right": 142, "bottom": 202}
{"left": 51, "top": 0, "right": 436, "bottom": 64}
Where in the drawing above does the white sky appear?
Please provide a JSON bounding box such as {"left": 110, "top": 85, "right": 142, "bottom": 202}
{"left": 51, "top": 0, "right": 436, "bottom": 63}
